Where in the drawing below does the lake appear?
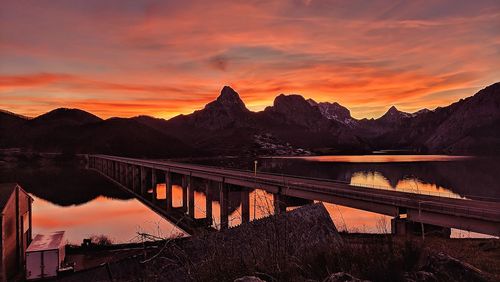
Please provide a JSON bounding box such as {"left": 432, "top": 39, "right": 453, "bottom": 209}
{"left": 1, "top": 155, "right": 498, "bottom": 243}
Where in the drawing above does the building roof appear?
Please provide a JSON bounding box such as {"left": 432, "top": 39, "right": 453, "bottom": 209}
{"left": 0, "top": 183, "right": 18, "bottom": 212}
{"left": 27, "top": 231, "right": 65, "bottom": 252}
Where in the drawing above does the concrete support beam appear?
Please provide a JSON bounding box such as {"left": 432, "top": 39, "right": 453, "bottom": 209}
{"left": 151, "top": 168, "right": 157, "bottom": 203}
{"left": 118, "top": 163, "right": 123, "bottom": 184}
{"left": 391, "top": 217, "right": 451, "bottom": 238}
{"left": 131, "top": 166, "right": 137, "bottom": 192}
{"left": 219, "top": 181, "right": 229, "bottom": 230}
{"left": 114, "top": 162, "right": 118, "bottom": 182}
{"left": 140, "top": 167, "right": 146, "bottom": 195}
{"left": 205, "top": 180, "right": 213, "bottom": 225}
{"left": 123, "top": 164, "right": 127, "bottom": 185}
{"left": 165, "top": 171, "right": 173, "bottom": 212}
{"left": 188, "top": 176, "right": 195, "bottom": 218}
{"left": 273, "top": 193, "right": 287, "bottom": 215}
{"left": 181, "top": 175, "right": 188, "bottom": 212}
{"left": 125, "top": 165, "right": 130, "bottom": 188}
{"left": 241, "top": 189, "right": 250, "bottom": 224}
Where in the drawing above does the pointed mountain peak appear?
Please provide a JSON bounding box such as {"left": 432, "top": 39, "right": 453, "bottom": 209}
{"left": 388, "top": 105, "right": 399, "bottom": 113}
{"left": 384, "top": 106, "right": 409, "bottom": 116}
{"left": 218, "top": 85, "right": 240, "bottom": 101}
{"left": 199, "top": 86, "right": 249, "bottom": 120}
{"left": 378, "top": 105, "right": 411, "bottom": 122}
{"left": 215, "top": 86, "right": 248, "bottom": 111}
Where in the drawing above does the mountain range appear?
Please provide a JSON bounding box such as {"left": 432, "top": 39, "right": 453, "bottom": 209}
{"left": 1, "top": 82, "right": 499, "bottom": 157}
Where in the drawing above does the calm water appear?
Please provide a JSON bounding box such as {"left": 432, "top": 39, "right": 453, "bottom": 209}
{"left": 1, "top": 155, "right": 498, "bottom": 243}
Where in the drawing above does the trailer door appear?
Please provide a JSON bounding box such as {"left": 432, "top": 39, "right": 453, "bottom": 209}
{"left": 42, "top": 250, "right": 59, "bottom": 277}
{"left": 26, "top": 252, "right": 42, "bottom": 280}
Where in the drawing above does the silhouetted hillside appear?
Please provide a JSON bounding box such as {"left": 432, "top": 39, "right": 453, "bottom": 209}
{"left": 1, "top": 82, "right": 499, "bottom": 156}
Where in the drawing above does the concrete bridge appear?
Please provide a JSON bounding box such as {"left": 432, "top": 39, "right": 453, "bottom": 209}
{"left": 87, "top": 154, "right": 500, "bottom": 237}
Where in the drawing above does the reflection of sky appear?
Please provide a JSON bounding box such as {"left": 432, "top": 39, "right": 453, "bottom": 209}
{"left": 350, "top": 171, "right": 463, "bottom": 198}
{"left": 294, "top": 155, "right": 472, "bottom": 163}
{"left": 30, "top": 194, "right": 186, "bottom": 244}
{"left": 1, "top": 1, "right": 499, "bottom": 119}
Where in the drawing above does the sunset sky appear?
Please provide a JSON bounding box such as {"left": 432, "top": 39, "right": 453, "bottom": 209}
{"left": 1, "top": 0, "right": 499, "bottom": 119}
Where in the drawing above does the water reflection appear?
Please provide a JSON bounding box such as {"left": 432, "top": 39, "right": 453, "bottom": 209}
{"left": 32, "top": 195, "right": 185, "bottom": 244}
{"left": 350, "top": 171, "right": 463, "bottom": 198}
{"left": 284, "top": 155, "right": 472, "bottom": 163}
{"left": 154, "top": 183, "right": 275, "bottom": 229}
{"left": 254, "top": 156, "right": 500, "bottom": 200}
{"left": 0, "top": 164, "right": 186, "bottom": 244}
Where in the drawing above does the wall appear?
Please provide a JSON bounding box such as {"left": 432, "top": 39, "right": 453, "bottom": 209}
{"left": 0, "top": 187, "right": 32, "bottom": 281}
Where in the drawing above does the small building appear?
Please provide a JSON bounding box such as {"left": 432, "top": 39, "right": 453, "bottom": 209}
{"left": 26, "top": 231, "right": 65, "bottom": 280}
{"left": 0, "top": 183, "right": 33, "bottom": 282}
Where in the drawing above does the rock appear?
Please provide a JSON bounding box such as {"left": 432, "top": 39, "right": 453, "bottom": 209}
{"left": 234, "top": 276, "right": 265, "bottom": 282}
{"left": 422, "top": 252, "right": 490, "bottom": 282}
{"left": 323, "top": 272, "right": 369, "bottom": 282}
{"left": 269, "top": 94, "right": 326, "bottom": 128}
{"left": 404, "top": 271, "right": 437, "bottom": 282}
{"left": 308, "top": 100, "right": 358, "bottom": 127}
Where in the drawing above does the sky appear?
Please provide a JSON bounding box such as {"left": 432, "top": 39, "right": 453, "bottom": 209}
{"left": 1, "top": 0, "right": 499, "bottom": 119}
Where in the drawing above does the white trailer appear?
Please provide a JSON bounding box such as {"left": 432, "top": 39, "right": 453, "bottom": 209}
{"left": 25, "top": 231, "right": 65, "bottom": 280}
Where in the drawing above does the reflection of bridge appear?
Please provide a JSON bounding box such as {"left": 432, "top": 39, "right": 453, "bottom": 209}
{"left": 87, "top": 155, "right": 500, "bottom": 237}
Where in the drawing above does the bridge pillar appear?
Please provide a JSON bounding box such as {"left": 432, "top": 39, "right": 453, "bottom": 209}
{"left": 118, "top": 163, "right": 122, "bottom": 184}
{"left": 128, "top": 165, "right": 134, "bottom": 189}
{"left": 181, "top": 175, "right": 188, "bottom": 212}
{"left": 115, "top": 162, "right": 119, "bottom": 182}
{"left": 273, "top": 193, "right": 287, "bottom": 215}
{"left": 391, "top": 217, "right": 451, "bottom": 238}
{"left": 241, "top": 189, "right": 250, "bottom": 224}
{"left": 123, "top": 163, "right": 127, "bottom": 185}
{"left": 165, "top": 171, "right": 173, "bottom": 212}
{"left": 140, "top": 167, "right": 146, "bottom": 195}
{"left": 151, "top": 168, "right": 157, "bottom": 203}
{"left": 188, "top": 176, "right": 195, "bottom": 218}
{"left": 131, "top": 165, "right": 137, "bottom": 192}
{"left": 219, "top": 181, "right": 229, "bottom": 230}
{"left": 125, "top": 164, "right": 130, "bottom": 188}
{"left": 205, "top": 180, "right": 213, "bottom": 225}
{"left": 115, "top": 162, "right": 119, "bottom": 183}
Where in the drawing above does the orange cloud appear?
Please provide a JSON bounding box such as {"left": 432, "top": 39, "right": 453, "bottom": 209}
{"left": 0, "top": 1, "right": 499, "bottom": 119}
